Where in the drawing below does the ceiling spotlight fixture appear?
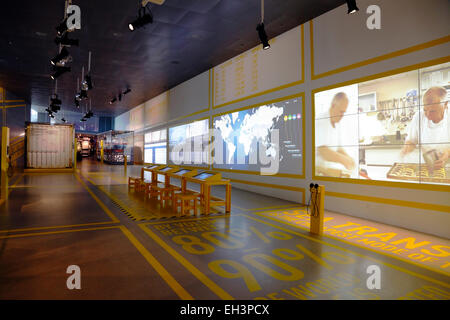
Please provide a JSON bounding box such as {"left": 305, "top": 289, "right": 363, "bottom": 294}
{"left": 50, "top": 103, "right": 61, "bottom": 113}
{"left": 109, "top": 97, "right": 117, "bottom": 104}
{"left": 51, "top": 66, "right": 71, "bottom": 80}
{"left": 54, "top": 33, "right": 79, "bottom": 47}
{"left": 74, "top": 97, "right": 80, "bottom": 108}
{"left": 50, "top": 47, "right": 70, "bottom": 66}
{"left": 82, "top": 74, "right": 93, "bottom": 90}
{"left": 129, "top": 5, "right": 153, "bottom": 31}
{"left": 257, "top": 0, "right": 270, "bottom": 50}
{"left": 61, "top": 118, "right": 67, "bottom": 123}
{"left": 80, "top": 117, "right": 87, "bottom": 122}
{"left": 123, "top": 88, "right": 131, "bottom": 95}
{"left": 56, "top": 18, "right": 68, "bottom": 36}
{"left": 346, "top": 0, "right": 359, "bottom": 14}
{"left": 257, "top": 23, "right": 270, "bottom": 50}
{"left": 50, "top": 94, "right": 62, "bottom": 105}
{"left": 79, "top": 89, "right": 88, "bottom": 99}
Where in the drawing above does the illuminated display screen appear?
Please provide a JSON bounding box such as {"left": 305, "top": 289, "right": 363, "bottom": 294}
{"left": 175, "top": 169, "right": 190, "bottom": 176}
{"left": 213, "top": 97, "right": 303, "bottom": 175}
{"left": 193, "top": 173, "right": 214, "bottom": 180}
{"left": 169, "top": 119, "right": 209, "bottom": 166}
{"left": 314, "top": 61, "right": 450, "bottom": 185}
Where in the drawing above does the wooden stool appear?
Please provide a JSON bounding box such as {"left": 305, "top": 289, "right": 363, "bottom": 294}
{"left": 128, "top": 176, "right": 143, "bottom": 191}
{"left": 173, "top": 192, "right": 200, "bottom": 216}
{"left": 143, "top": 181, "right": 161, "bottom": 200}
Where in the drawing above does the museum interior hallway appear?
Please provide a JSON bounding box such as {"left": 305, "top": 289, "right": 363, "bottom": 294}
{"left": 0, "top": 160, "right": 448, "bottom": 300}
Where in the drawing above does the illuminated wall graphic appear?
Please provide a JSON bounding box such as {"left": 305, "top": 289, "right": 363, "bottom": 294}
{"left": 214, "top": 97, "right": 303, "bottom": 174}
{"left": 144, "top": 128, "right": 167, "bottom": 164}
{"left": 169, "top": 119, "right": 209, "bottom": 166}
{"left": 314, "top": 61, "right": 450, "bottom": 185}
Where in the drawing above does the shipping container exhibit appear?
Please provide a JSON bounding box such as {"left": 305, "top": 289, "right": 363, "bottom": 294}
{"left": 26, "top": 123, "right": 74, "bottom": 169}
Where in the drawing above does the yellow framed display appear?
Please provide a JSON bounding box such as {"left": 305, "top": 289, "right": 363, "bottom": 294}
{"left": 212, "top": 24, "right": 305, "bottom": 110}
{"left": 310, "top": 20, "right": 450, "bottom": 80}
{"left": 311, "top": 56, "right": 450, "bottom": 193}
{"left": 212, "top": 92, "right": 306, "bottom": 179}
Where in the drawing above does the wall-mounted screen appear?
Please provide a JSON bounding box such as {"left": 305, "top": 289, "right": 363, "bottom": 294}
{"left": 169, "top": 119, "right": 209, "bottom": 166}
{"left": 314, "top": 61, "right": 450, "bottom": 185}
{"left": 144, "top": 128, "right": 167, "bottom": 164}
{"left": 213, "top": 96, "right": 303, "bottom": 175}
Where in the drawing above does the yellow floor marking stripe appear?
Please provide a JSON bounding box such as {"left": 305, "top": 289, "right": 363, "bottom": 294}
{"left": 253, "top": 211, "right": 450, "bottom": 278}
{"left": 139, "top": 224, "right": 234, "bottom": 300}
{"left": 142, "top": 215, "right": 230, "bottom": 225}
{"left": 75, "top": 173, "right": 119, "bottom": 223}
{"left": 0, "top": 221, "right": 118, "bottom": 234}
{"left": 119, "top": 226, "right": 193, "bottom": 300}
{"left": 246, "top": 214, "right": 450, "bottom": 289}
{"left": 235, "top": 204, "right": 302, "bottom": 212}
{"left": 0, "top": 226, "right": 119, "bottom": 239}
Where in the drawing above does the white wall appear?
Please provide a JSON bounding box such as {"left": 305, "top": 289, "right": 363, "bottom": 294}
{"left": 116, "top": 0, "right": 450, "bottom": 238}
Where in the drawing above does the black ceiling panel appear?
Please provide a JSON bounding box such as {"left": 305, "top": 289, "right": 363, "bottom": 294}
{"left": 0, "top": 0, "right": 346, "bottom": 116}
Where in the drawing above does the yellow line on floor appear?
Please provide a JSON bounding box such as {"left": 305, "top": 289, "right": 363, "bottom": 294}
{"left": 0, "top": 226, "right": 120, "bottom": 239}
{"left": 139, "top": 224, "right": 235, "bottom": 300}
{"left": 252, "top": 211, "right": 450, "bottom": 278}
{"left": 246, "top": 214, "right": 450, "bottom": 289}
{"left": 0, "top": 221, "right": 118, "bottom": 234}
{"left": 119, "top": 226, "right": 193, "bottom": 300}
{"left": 74, "top": 173, "right": 119, "bottom": 223}
{"left": 142, "top": 215, "right": 231, "bottom": 225}
{"left": 233, "top": 204, "right": 302, "bottom": 212}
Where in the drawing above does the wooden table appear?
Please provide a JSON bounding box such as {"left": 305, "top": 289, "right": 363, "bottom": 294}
{"left": 184, "top": 176, "right": 231, "bottom": 214}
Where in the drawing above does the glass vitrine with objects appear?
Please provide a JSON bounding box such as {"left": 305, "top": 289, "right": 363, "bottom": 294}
{"left": 97, "top": 130, "right": 134, "bottom": 164}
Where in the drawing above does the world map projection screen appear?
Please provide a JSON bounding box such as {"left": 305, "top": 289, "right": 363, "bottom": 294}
{"left": 213, "top": 96, "right": 303, "bottom": 175}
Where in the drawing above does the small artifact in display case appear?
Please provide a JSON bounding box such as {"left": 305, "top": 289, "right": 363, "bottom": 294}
{"left": 386, "top": 163, "right": 449, "bottom": 184}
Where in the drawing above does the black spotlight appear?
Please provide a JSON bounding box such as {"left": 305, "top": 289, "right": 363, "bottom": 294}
{"left": 74, "top": 97, "right": 80, "bottom": 108}
{"left": 50, "top": 95, "right": 62, "bottom": 105}
{"left": 346, "top": 0, "right": 359, "bottom": 14}
{"left": 49, "top": 113, "right": 55, "bottom": 119}
{"left": 85, "top": 111, "right": 94, "bottom": 118}
{"left": 50, "top": 47, "right": 70, "bottom": 66}
{"left": 118, "top": 93, "right": 122, "bottom": 101}
{"left": 80, "top": 117, "right": 87, "bottom": 122}
{"left": 256, "top": 23, "right": 270, "bottom": 50}
{"left": 45, "top": 108, "right": 53, "bottom": 114}
{"left": 50, "top": 103, "right": 61, "bottom": 113}
{"left": 79, "top": 89, "right": 88, "bottom": 99}
{"left": 56, "top": 18, "right": 68, "bottom": 36}
{"left": 51, "top": 66, "right": 71, "bottom": 80}
{"left": 61, "top": 118, "right": 67, "bottom": 123}
{"left": 129, "top": 6, "right": 153, "bottom": 31}
{"left": 109, "top": 97, "right": 117, "bottom": 104}
{"left": 82, "top": 75, "right": 93, "bottom": 90}
{"left": 123, "top": 88, "right": 131, "bottom": 95}
{"left": 55, "top": 33, "right": 79, "bottom": 47}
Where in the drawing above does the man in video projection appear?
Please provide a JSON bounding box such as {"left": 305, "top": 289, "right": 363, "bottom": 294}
{"left": 401, "top": 86, "right": 450, "bottom": 170}
{"left": 316, "top": 92, "right": 357, "bottom": 177}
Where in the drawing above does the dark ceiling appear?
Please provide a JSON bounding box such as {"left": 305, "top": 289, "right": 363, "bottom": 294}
{"left": 0, "top": 0, "right": 345, "bottom": 116}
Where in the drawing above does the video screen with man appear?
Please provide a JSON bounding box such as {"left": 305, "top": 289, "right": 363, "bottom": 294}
{"left": 314, "top": 61, "right": 450, "bottom": 185}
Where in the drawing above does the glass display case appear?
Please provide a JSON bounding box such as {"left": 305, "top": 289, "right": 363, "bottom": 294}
{"left": 96, "top": 130, "right": 134, "bottom": 164}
